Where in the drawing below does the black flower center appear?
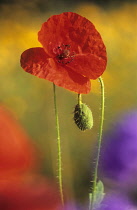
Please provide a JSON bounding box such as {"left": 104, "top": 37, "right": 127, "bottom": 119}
{"left": 54, "top": 44, "right": 75, "bottom": 64}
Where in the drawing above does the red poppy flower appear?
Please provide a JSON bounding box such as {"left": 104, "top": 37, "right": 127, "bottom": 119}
{"left": 20, "top": 12, "right": 107, "bottom": 94}
{"left": 0, "top": 106, "right": 62, "bottom": 209}
{"left": 0, "top": 106, "right": 36, "bottom": 177}
{"left": 0, "top": 177, "right": 61, "bottom": 210}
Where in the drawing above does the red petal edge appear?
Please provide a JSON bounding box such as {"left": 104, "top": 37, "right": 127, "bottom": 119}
{"left": 20, "top": 47, "right": 50, "bottom": 78}
{"left": 69, "top": 53, "right": 107, "bottom": 80}
{"left": 20, "top": 47, "right": 91, "bottom": 94}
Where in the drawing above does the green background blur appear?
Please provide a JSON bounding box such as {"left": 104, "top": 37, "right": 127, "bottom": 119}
{"left": 0, "top": 0, "right": 137, "bottom": 203}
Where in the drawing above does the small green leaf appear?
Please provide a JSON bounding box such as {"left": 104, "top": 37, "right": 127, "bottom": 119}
{"left": 89, "top": 181, "right": 105, "bottom": 210}
{"left": 95, "top": 181, "right": 105, "bottom": 203}
{"left": 94, "top": 180, "right": 105, "bottom": 208}
{"left": 89, "top": 192, "right": 93, "bottom": 209}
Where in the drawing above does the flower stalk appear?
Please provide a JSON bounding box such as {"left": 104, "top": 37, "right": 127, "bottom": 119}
{"left": 78, "top": 93, "right": 82, "bottom": 105}
{"left": 53, "top": 83, "right": 64, "bottom": 206}
{"left": 90, "top": 76, "right": 105, "bottom": 210}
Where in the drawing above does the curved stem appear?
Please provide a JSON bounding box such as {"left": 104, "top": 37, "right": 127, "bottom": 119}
{"left": 53, "top": 83, "right": 64, "bottom": 206}
{"left": 90, "top": 77, "right": 105, "bottom": 210}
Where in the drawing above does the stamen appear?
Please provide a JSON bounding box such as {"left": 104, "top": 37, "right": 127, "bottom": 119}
{"left": 54, "top": 44, "right": 75, "bottom": 64}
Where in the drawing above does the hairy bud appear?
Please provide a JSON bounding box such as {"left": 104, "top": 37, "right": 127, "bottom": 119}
{"left": 74, "top": 103, "right": 93, "bottom": 131}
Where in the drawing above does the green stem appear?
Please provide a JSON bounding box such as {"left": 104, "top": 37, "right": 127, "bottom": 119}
{"left": 78, "top": 94, "right": 82, "bottom": 105}
{"left": 53, "top": 83, "right": 64, "bottom": 206}
{"left": 90, "top": 77, "right": 105, "bottom": 210}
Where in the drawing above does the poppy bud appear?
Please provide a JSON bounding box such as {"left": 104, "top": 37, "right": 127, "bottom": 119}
{"left": 74, "top": 103, "right": 93, "bottom": 131}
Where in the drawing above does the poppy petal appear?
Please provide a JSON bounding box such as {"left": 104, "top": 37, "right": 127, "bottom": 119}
{"left": 68, "top": 53, "right": 107, "bottom": 79}
{"left": 20, "top": 47, "right": 50, "bottom": 78}
{"left": 45, "top": 62, "right": 91, "bottom": 94}
{"left": 38, "top": 12, "right": 107, "bottom": 63}
{"left": 20, "top": 48, "right": 91, "bottom": 94}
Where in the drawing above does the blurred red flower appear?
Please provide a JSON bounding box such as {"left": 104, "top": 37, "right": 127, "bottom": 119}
{"left": 0, "top": 106, "right": 61, "bottom": 209}
{"left": 0, "top": 106, "right": 36, "bottom": 177}
{"left": 0, "top": 177, "right": 61, "bottom": 210}
{"left": 20, "top": 12, "right": 107, "bottom": 94}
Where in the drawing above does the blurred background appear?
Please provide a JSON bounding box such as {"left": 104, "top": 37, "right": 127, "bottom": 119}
{"left": 0, "top": 0, "right": 137, "bottom": 206}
